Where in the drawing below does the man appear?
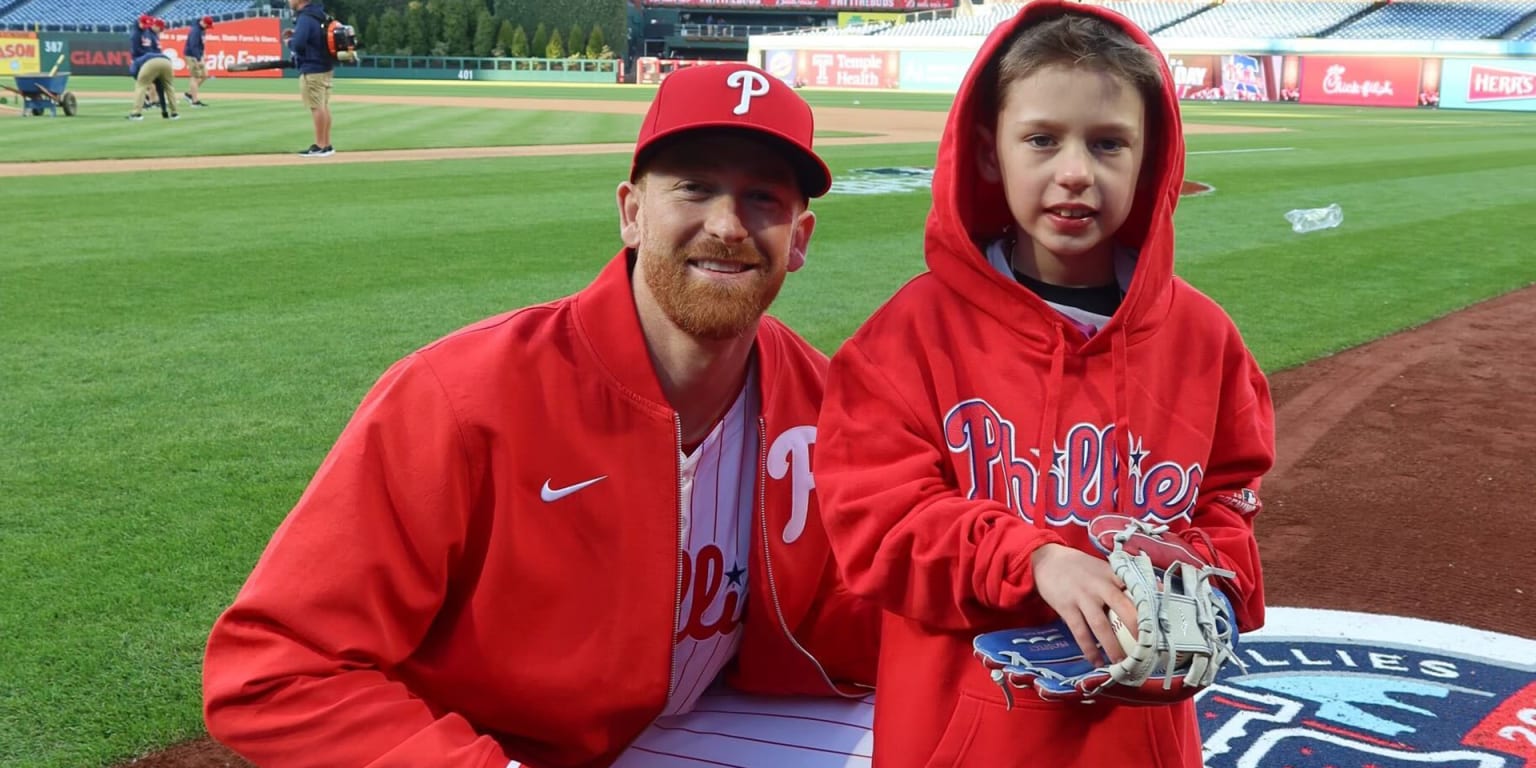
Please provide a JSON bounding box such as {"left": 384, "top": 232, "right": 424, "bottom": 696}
{"left": 202, "top": 62, "right": 878, "bottom": 768}
{"left": 128, "top": 18, "right": 178, "bottom": 121}
{"left": 184, "top": 16, "right": 212, "bottom": 106}
{"left": 287, "top": 0, "right": 334, "bottom": 156}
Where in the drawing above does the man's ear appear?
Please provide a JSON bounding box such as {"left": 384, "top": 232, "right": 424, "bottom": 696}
{"left": 617, "top": 180, "right": 641, "bottom": 249}
{"left": 788, "top": 208, "right": 816, "bottom": 273}
{"left": 975, "top": 123, "right": 1001, "bottom": 184}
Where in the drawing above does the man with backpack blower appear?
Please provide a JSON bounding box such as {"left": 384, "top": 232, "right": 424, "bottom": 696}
{"left": 288, "top": 0, "right": 338, "bottom": 157}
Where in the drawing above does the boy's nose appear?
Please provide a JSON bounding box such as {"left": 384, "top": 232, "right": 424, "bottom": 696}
{"left": 1054, "top": 149, "right": 1093, "bottom": 190}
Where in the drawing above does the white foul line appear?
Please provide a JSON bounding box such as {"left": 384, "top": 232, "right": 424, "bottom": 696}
{"left": 1189, "top": 147, "right": 1295, "bottom": 156}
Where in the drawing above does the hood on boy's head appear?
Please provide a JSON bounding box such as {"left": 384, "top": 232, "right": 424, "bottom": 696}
{"left": 927, "top": 0, "right": 1184, "bottom": 263}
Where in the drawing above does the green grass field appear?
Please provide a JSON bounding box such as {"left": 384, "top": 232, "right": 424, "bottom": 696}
{"left": 1, "top": 77, "right": 1533, "bottom": 767}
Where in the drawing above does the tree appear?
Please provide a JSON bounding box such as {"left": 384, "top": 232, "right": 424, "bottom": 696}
{"left": 473, "top": 9, "right": 497, "bottom": 56}
{"left": 566, "top": 24, "right": 585, "bottom": 59}
{"left": 510, "top": 24, "right": 528, "bottom": 57}
{"left": 494, "top": 19, "right": 515, "bottom": 56}
{"left": 545, "top": 28, "right": 565, "bottom": 59}
{"left": 439, "top": 0, "right": 473, "bottom": 56}
{"left": 530, "top": 22, "right": 548, "bottom": 59}
{"left": 377, "top": 9, "right": 405, "bottom": 54}
{"left": 404, "top": 4, "right": 431, "bottom": 55}
{"left": 585, "top": 24, "right": 604, "bottom": 59}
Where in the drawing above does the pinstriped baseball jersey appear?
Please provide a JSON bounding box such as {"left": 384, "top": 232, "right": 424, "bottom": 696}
{"left": 662, "top": 366, "right": 759, "bottom": 717}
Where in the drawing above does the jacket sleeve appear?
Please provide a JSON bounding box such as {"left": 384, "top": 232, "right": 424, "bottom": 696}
{"left": 1187, "top": 345, "right": 1275, "bottom": 634}
{"left": 202, "top": 354, "right": 515, "bottom": 768}
{"left": 815, "top": 339, "right": 1065, "bottom": 632}
{"left": 129, "top": 31, "right": 145, "bottom": 60}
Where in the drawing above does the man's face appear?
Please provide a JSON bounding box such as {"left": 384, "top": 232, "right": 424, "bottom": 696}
{"left": 619, "top": 133, "right": 815, "bottom": 341}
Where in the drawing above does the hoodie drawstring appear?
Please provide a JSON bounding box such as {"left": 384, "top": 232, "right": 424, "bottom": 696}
{"left": 1112, "top": 327, "right": 1132, "bottom": 517}
{"left": 1032, "top": 325, "right": 1067, "bottom": 529}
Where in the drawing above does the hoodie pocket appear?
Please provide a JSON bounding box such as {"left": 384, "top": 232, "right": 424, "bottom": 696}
{"left": 923, "top": 691, "right": 1193, "bottom": 768}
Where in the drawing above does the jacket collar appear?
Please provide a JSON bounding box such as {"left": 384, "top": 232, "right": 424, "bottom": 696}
{"left": 572, "top": 249, "right": 787, "bottom": 420}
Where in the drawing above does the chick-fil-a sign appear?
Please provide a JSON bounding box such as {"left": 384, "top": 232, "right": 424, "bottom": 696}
{"left": 1299, "top": 56, "right": 1421, "bottom": 107}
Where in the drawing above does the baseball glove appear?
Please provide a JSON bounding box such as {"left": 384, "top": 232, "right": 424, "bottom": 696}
{"left": 973, "top": 516, "right": 1245, "bottom": 707}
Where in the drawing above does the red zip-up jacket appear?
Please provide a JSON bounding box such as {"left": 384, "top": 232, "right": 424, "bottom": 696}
{"left": 814, "top": 3, "right": 1275, "bottom": 767}
{"left": 203, "top": 251, "right": 879, "bottom": 768}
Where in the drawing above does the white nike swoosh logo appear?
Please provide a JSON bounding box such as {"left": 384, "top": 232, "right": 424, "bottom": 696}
{"left": 540, "top": 475, "right": 607, "bottom": 503}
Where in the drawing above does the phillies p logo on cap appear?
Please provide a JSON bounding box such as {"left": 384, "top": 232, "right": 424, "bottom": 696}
{"left": 630, "top": 63, "right": 833, "bottom": 198}
{"left": 726, "top": 69, "right": 771, "bottom": 115}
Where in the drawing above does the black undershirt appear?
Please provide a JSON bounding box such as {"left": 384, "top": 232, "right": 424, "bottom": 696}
{"left": 1011, "top": 267, "right": 1123, "bottom": 317}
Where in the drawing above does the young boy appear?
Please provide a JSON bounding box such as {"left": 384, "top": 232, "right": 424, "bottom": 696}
{"left": 814, "top": 2, "right": 1274, "bottom": 766}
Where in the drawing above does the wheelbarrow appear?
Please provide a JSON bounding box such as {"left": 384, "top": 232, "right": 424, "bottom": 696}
{"left": 2, "top": 72, "right": 77, "bottom": 117}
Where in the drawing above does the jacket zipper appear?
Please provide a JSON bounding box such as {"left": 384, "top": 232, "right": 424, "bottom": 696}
{"left": 668, "top": 412, "right": 685, "bottom": 700}
{"left": 756, "top": 417, "right": 870, "bottom": 699}
{"left": 610, "top": 414, "right": 687, "bottom": 763}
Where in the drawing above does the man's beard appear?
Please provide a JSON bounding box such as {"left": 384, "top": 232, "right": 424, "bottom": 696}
{"left": 642, "top": 237, "right": 784, "bottom": 341}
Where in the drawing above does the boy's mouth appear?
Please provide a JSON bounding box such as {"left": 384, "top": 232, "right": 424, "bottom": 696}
{"left": 1047, "top": 205, "right": 1096, "bottom": 220}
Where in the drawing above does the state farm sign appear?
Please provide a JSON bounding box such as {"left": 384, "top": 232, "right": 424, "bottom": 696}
{"left": 1300, "top": 56, "right": 1421, "bottom": 107}
{"left": 1467, "top": 64, "right": 1536, "bottom": 102}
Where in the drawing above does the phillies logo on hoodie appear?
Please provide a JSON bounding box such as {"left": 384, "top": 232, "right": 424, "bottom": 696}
{"left": 944, "top": 398, "right": 1202, "bottom": 526}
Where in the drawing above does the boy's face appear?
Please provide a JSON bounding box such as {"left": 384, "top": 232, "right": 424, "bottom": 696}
{"left": 981, "top": 65, "right": 1146, "bottom": 281}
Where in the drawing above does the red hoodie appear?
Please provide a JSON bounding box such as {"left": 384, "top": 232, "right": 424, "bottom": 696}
{"left": 203, "top": 251, "right": 879, "bottom": 768}
{"left": 814, "top": 3, "right": 1275, "bottom": 766}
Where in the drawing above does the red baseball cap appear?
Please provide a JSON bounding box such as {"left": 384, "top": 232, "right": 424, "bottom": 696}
{"left": 152, "top": 17, "right": 167, "bottom": 29}
{"left": 202, "top": 16, "right": 214, "bottom": 27}
{"left": 631, "top": 63, "right": 832, "bottom": 198}
{"left": 138, "top": 14, "right": 153, "bottom": 27}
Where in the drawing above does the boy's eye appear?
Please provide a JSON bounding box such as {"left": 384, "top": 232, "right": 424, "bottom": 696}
{"left": 1025, "top": 135, "right": 1055, "bottom": 148}
{"left": 1094, "top": 138, "right": 1128, "bottom": 152}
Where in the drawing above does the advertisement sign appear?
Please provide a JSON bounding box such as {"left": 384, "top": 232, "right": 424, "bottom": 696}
{"left": 1298, "top": 56, "right": 1421, "bottom": 107}
{"left": 2, "top": 31, "right": 40, "bottom": 75}
{"left": 838, "top": 11, "right": 908, "bottom": 26}
{"left": 52, "top": 32, "right": 131, "bottom": 76}
{"left": 1438, "top": 58, "right": 1536, "bottom": 112}
{"left": 795, "top": 49, "right": 897, "bottom": 89}
{"left": 1168, "top": 53, "right": 1286, "bottom": 101}
{"left": 158, "top": 17, "right": 285, "bottom": 79}
{"left": 645, "top": 0, "right": 952, "bottom": 8}
{"left": 898, "top": 50, "right": 970, "bottom": 92}
{"left": 762, "top": 49, "right": 799, "bottom": 87}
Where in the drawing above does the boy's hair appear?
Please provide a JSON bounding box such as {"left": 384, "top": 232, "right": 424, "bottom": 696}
{"left": 982, "top": 12, "right": 1163, "bottom": 124}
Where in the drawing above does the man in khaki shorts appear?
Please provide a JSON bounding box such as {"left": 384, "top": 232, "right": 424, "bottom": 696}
{"left": 287, "top": 0, "right": 334, "bottom": 157}
{"left": 184, "top": 16, "right": 212, "bottom": 106}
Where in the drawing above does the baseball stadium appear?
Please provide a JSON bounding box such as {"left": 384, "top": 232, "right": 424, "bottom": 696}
{"left": 1, "top": 0, "right": 1533, "bottom": 765}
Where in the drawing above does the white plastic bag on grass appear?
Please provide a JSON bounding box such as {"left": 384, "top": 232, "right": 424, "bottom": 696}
{"left": 1285, "top": 203, "right": 1343, "bottom": 233}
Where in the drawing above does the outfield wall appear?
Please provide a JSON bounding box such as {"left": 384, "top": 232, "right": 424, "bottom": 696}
{"left": 748, "top": 33, "right": 1536, "bottom": 112}
{"left": 38, "top": 21, "right": 619, "bottom": 84}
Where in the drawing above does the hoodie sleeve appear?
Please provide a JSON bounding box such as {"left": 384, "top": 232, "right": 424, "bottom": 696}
{"left": 202, "top": 354, "right": 515, "bottom": 768}
{"left": 1187, "top": 345, "right": 1275, "bottom": 634}
{"left": 289, "top": 14, "right": 313, "bottom": 58}
{"left": 816, "top": 338, "right": 1066, "bottom": 632}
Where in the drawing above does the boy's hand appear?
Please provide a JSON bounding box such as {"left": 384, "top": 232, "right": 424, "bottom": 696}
{"left": 1029, "top": 543, "right": 1139, "bottom": 666}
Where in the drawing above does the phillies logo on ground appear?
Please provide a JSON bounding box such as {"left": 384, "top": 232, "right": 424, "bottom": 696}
{"left": 1198, "top": 612, "right": 1536, "bottom": 768}
{"left": 1468, "top": 65, "right": 1536, "bottom": 102}
{"left": 943, "top": 399, "right": 1202, "bottom": 526}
